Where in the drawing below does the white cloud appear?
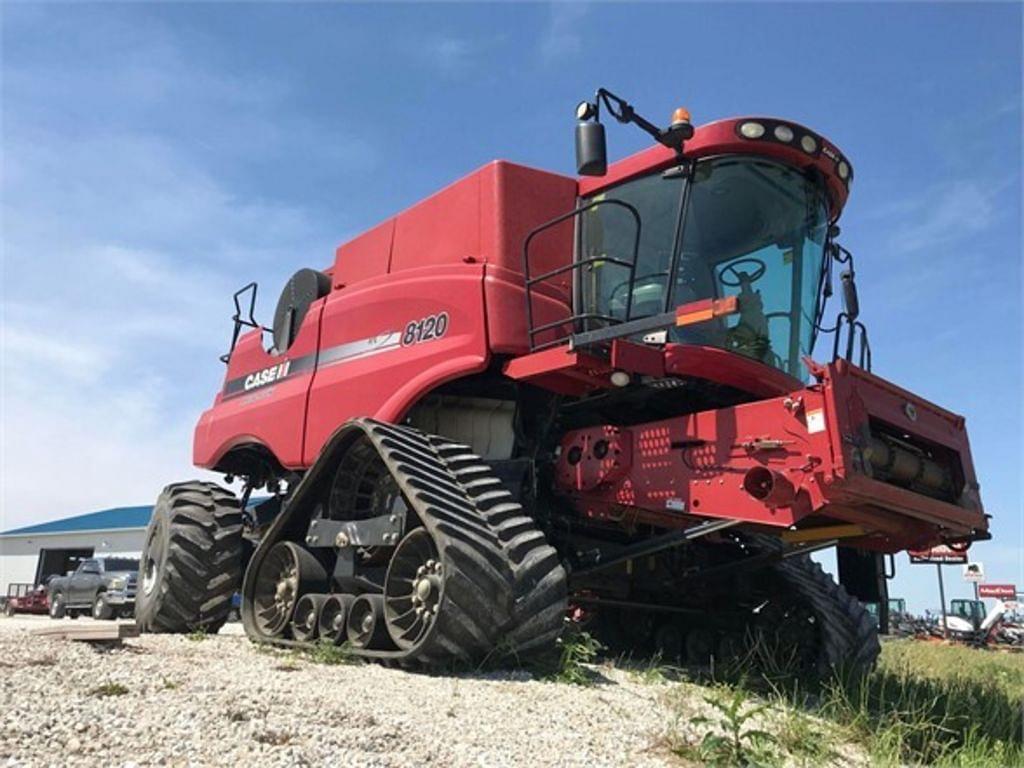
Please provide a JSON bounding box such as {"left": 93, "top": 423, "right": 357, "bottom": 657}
{"left": 412, "top": 33, "right": 506, "bottom": 77}
{"left": 538, "top": 3, "right": 589, "bottom": 63}
{"left": 886, "top": 181, "right": 995, "bottom": 256}
{"left": 0, "top": 14, "right": 352, "bottom": 531}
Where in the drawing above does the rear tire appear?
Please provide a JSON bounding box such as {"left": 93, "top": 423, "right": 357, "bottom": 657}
{"left": 135, "top": 482, "right": 244, "bottom": 634}
{"left": 49, "top": 593, "right": 66, "bottom": 619}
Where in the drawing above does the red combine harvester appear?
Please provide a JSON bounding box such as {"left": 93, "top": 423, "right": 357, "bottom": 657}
{"left": 136, "top": 90, "right": 987, "bottom": 674}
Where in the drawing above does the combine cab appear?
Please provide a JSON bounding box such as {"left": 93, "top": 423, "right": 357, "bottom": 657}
{"left": 136, "top": 89, "right": 988, "bottom": 674}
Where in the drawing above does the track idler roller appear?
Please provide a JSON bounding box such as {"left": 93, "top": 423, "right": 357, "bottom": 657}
{"left": 292, "top": 593, "right": 328, "bottom": 642}
{"left": 384, "top": 528, "right": 444, "bottom": 649}
{"left": 253, "top": 542, "right": 328, "bottom": 637}
{"left": 318, "top": 594, "right": 355, "bottom": 644}
{"left": 347, "top": 594, "right": 390, "bottom": 649}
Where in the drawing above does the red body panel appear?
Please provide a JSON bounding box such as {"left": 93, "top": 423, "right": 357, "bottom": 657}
{"left": 194, "top": 300, "right": 323, "bottom": 469}
{"left": 553, "top": 360, "right": 984, "bottom": 551}
{"left": 196, "top": 160, "right": 575, "bottom": 470}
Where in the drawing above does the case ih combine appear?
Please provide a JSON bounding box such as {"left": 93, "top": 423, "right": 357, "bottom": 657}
{"left": 136, "top": 90, "right": 987, "bottom": 674}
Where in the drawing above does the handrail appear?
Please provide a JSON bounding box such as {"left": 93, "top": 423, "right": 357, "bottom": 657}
{"left": 832, "top": 311, "right": 872, "bottom": 371}
{"left": 521, "top": 198, "right": 642, "bottom": 351}
{"left": 220, "top": 282, "right": 272, "bottom": 364}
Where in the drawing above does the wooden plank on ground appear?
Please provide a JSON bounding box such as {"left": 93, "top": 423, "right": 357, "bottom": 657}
{"left": 32, "top": 622, "right": 140, "bottom": 642}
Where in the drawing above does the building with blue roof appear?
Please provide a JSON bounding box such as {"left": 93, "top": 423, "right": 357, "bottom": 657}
{"left": 1, "top": 505, "right": 154, "bottom": 591}
{"left": 1, "top": 506, "right": 154, "bottom": 537}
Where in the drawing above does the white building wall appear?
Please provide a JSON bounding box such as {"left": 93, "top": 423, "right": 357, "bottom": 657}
{"left": 0, "top": 529, "right": 146, "bottom": 590}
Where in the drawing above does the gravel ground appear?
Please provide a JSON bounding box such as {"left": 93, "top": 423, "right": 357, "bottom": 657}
{"left": 0, "top": 615, "right": 680, "bottom": 767}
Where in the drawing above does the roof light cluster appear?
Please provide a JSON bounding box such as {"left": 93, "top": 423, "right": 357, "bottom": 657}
{"left": 735, "top": 119, "right": 852, "bottom": 186}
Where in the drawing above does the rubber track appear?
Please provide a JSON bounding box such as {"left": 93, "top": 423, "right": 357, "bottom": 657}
{"left": 743, "top": 533, "right": 880, "bottom": 676}
{"left": 421, "top": 431, "right": 568, "bottom": 656}
{"left": 244, "top": 419, "right": 568, "bottom": 664}
{"left": 771, "top": 554, "right": 881, "bottom": 676}
{"left": 139, "top": 482, "right": 244, "bottom": 633}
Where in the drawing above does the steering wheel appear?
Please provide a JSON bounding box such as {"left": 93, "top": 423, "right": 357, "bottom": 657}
{"left": 719, "top": 258, "right": 767, "bottom": 287}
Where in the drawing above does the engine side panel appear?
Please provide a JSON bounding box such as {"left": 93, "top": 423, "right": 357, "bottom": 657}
{"left": 302, "top": 264, "right": 490, "bottom": 465}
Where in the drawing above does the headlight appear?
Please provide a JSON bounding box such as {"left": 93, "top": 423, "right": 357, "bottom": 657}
{"left": 773, "top": 124, "right": 794, "bottom": 143}
{"left": 110, "top": 578, "right": 126, "bottom": 589}
{"left": 739, "top": 121, "right": 765, "bottom": 139}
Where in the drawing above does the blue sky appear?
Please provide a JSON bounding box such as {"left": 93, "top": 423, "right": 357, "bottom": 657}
{"left": 1, "top": 2, "right": 1020, "bottom": 613}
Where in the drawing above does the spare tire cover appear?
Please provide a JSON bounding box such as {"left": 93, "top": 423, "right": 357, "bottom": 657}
{"left": 272, "top": 268, "right": 332, "bottom": 352}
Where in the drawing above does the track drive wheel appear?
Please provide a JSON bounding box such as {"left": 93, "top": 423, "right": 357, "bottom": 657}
{"left": 135, "top": 482, "right": 244, "bottom": 634}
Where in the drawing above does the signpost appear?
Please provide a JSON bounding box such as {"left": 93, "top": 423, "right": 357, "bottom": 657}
{"left": 963, "top": 562, "right": 984, "bottom": 601}
{"left": 963, "top": 562, "right": 984, "bottom": 582}
{"left": 909, "top": 545, "right": 970, "bottom": 639}
{"left": 908, "top": 545, "right": 968, "bottom": 564}
{"left": 978, "top": 584, "right": 1017, "bottom": 600}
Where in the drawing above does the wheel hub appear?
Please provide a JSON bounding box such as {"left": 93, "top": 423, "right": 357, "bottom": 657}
{"left": 383, "top": 529, "right": 444, "bottom": 649}
{"left": 142, "top": 559, "right": 157, "bottom": 597}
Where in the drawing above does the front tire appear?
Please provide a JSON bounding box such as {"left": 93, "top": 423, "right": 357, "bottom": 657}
{"left": 135, "top": 482, "right": 244, "bottom": 634}
{"left": 92, "top": 594, "right": 114, "bottom": 621}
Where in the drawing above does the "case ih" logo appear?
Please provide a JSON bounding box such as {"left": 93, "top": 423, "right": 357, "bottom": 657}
{"left": 244, "top": 361, "right": 291, "bottom": 391}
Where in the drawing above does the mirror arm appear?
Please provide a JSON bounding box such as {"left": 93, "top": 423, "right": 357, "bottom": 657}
{"left": 595, "top": 88, "right": 690, "bottom": 152}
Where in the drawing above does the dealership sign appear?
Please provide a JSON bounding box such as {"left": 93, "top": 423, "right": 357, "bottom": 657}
{"left": 963, "top": 562, "right": 985, "bottom": 582}
{"left": 909, "top": 545, "right": 968, "bottom": 564}
{"left": 978, "top": 584, "right": 1017, "bottom": 600}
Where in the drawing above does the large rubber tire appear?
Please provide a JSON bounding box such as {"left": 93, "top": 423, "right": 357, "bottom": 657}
{"left": 770, "top": 554, "right": 881, "bottom": 677}
{"left": 135, "top": 482, "right": 244, "bottom": 634}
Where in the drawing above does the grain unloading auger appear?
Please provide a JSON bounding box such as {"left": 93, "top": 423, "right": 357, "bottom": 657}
{"left": 136, "top": 89, "right": 988, "bottom": 675}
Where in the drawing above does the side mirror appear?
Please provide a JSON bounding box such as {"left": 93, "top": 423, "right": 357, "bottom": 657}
{"left": 576, "top": 120, "right": 607, "bottom": 176}
{"left": 840, "top": 269, "right": 859, "bottom": 321}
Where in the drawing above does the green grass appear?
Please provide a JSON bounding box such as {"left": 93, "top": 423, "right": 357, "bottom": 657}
{"left": 548, "top": 629, "right": 604, "bottom": 685}
{"left": 89, "top": 682, "right": 129, "bottom": 697}
{"left": 663, "top": 640, "right": 1024, "bottom": 767}
{"left": 817, "top": 640, "right": 1024, "bottom": 766}
{"left": 307, "top": 639, "right": 361, "bottom": 666}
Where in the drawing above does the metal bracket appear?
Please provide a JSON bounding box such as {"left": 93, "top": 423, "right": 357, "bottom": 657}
{"left": 305, "top": 512, "right": 405, "bottom": 549}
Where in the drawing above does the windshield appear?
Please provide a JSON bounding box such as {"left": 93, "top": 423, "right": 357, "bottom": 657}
{"left": 102, "top": 558, "right": 140, "bottom": 573}
{"left": 579, "top": 156, "right": 829, "bottom": 379}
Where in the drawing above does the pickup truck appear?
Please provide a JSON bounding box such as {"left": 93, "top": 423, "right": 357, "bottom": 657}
{"left": 48, "top": 556, "right": 139, "bottom": 620}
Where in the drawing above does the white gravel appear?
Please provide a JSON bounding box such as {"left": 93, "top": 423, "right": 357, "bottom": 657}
{"left": 0, "top": 615, "right": 682, "bottom": 767}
